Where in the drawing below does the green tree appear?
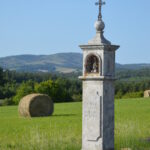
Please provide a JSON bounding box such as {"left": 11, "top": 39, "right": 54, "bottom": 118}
{"left": 35, "top": 79, "right": 72, "bottom": 102}
{"left": 13, "top": 80, "right": 34, "bottom": 104}
{"left": 0, "top": 67, "right": 4, "bottom": 86}
{"left": 35, "top": 80, "right": 55, "bottom": 97}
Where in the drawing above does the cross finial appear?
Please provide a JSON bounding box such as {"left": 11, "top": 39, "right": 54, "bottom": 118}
{"left": 95, "top": 0, "right": 105, "bottom": 21}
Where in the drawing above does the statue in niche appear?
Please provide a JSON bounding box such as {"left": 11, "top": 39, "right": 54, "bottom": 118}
{"left": 85, "top": 55, "right": 99, "bottom": 73}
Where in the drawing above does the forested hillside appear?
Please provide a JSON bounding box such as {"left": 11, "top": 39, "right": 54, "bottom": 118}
{"left": 0, "top": 67, "right": 150, "bottom": 106}
{"left": 0, "top": 53, "right": 150, "bottom": 73}
{"left": 0, "top": 53, "right": 82, "bottom": 73}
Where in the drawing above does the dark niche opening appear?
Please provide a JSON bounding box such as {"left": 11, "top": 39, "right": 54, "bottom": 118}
{"left": 85, "top": 55, "right": 99, "bottom": 74}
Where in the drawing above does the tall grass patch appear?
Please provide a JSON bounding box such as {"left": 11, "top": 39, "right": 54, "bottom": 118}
{"left": 0, "top": 98, "right": 150, "bottom": 149}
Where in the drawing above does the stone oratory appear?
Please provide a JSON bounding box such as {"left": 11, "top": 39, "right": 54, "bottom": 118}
{"left": 79, "top": 0, "right": 119, "bottom": 150}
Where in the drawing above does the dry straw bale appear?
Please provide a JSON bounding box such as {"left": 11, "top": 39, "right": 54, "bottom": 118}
{"left": 144, "top": 90, "right": 150, "bottom": 98}
{"left": 18, "top": 93, "right": 54, "bottom": 117}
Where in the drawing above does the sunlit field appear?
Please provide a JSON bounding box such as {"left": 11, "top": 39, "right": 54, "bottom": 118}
{"left": 0, "top": 98, "right": 150, "bottom": 150}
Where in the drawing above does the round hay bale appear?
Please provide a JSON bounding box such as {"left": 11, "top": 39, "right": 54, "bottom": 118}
{"left": 144, "top": 90, "right": 150, "bottom": 98}
{"left": 18, "top": 93, "right": 54, "bottom": 117}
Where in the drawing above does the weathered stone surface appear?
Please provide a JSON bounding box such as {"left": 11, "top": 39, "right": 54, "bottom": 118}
{"left": 18, "top": 93, "right": 54, "bottom": 117}
{"left": 144, "top": 90, "right": 150, "bottom": 98}
{"left": 82, "top": 80, "right": 102, "bottom": 150}
{"left": 79, "top": 43, "right": 118, "bottom": 150}
{"left": 79, "top": 1, "right": 119, "bottom": 149}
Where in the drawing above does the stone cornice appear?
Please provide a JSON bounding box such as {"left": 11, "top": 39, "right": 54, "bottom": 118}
{"left": 79, "top": 44, "right": 119, "bottom": 51}
{"left": 79, "top": 76, "right": 116, "bottom": 81}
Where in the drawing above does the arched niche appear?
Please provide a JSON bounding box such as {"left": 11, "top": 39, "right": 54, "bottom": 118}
{"left": 85, "top": 54, "right": 101, "bottom": 75}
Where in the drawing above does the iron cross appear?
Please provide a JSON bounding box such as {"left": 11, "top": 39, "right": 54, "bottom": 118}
{"left": 95, "top": 0, "right": 105, "bottom": 20}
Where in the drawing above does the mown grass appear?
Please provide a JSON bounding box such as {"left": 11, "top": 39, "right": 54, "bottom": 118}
{"left": 0, "top": 98, "right": 150, "bottom": 150}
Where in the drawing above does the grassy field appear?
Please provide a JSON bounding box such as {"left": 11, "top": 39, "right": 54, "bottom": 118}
{"left": 0, "top": 98, "right": 150, "bottom": 150}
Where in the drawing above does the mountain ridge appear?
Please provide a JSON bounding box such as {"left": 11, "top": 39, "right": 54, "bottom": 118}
{"left": 0, "top": 52, "right": 150, "bottom": 73}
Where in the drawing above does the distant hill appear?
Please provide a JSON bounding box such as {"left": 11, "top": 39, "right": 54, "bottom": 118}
{"left": 116, "top": 63, "right": 150, "bottom": 70}
{"left": 0, "top": 52, "right": 150, "bottom": 73}
{"left": 0, "top": 53, "right": 82, "bottom": 73}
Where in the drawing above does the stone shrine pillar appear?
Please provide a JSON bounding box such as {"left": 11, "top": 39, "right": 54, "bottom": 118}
{"left": 79, "top": 1, "right": 119, "bottom": 150}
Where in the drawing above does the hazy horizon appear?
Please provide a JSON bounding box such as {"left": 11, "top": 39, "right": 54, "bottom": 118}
{"left": 0, "top": 52, "right": 150, "bottom": 65}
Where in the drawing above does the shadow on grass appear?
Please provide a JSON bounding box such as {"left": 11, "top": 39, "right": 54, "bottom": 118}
{"left": 53, "top": 114, "right": 76, "bottom": 117}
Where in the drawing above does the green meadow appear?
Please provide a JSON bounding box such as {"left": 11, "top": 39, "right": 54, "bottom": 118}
{"left": 0, "top": 98, "right": 150, "bottom": 150}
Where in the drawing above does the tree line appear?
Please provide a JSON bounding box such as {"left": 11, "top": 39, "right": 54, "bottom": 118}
{"left": 0, "top": 68, "right": 82, "bottom": 105}
{"left": 0, "top": 67, "right": 150, "bottom": 106}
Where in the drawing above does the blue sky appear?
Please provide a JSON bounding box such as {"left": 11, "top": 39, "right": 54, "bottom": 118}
{"left": 0, "top": 0, "right": 150, "bottom": 64}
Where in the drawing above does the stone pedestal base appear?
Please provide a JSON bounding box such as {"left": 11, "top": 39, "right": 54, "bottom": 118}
{"left": 81, "top": 79, "right": 114, "bottom": 150}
